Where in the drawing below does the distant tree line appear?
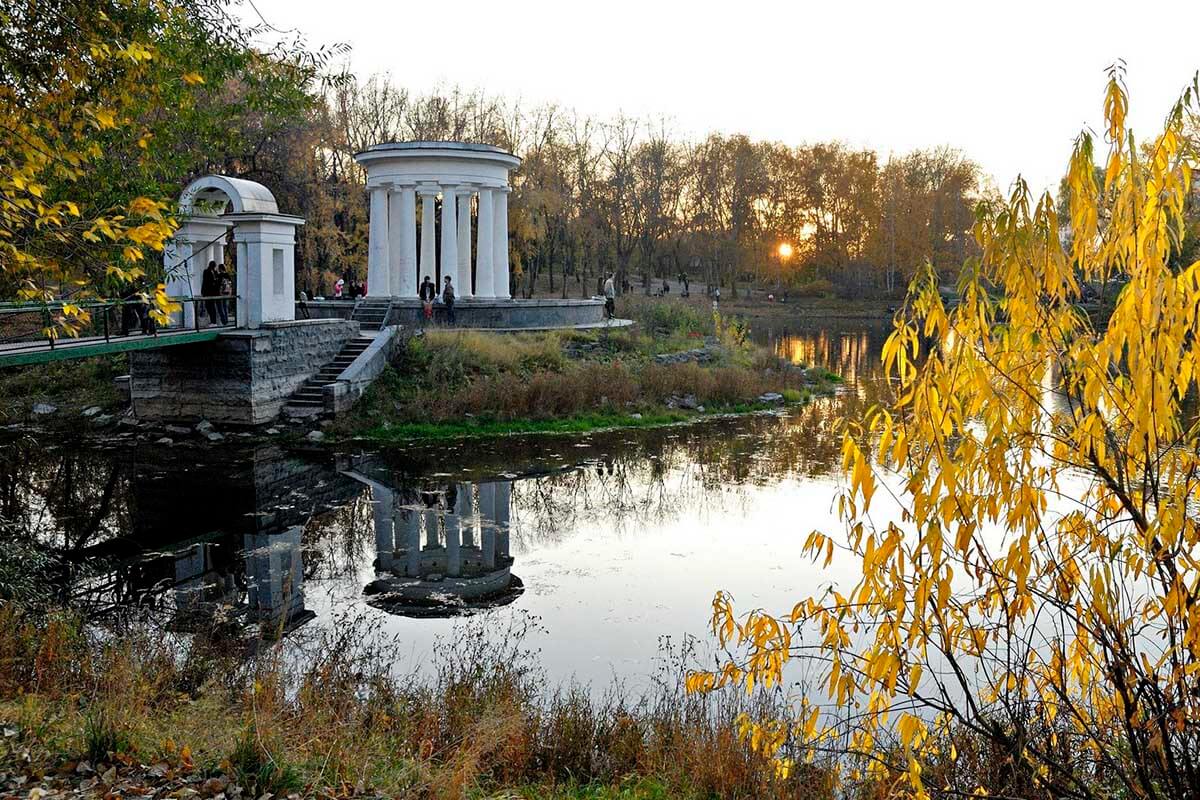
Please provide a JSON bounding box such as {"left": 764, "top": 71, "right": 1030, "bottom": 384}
{"left": 15, "top": 2, "right": 1195, "bottom": 309}
{"left": 286, "top": 79, "right": 994, "bottom": 299}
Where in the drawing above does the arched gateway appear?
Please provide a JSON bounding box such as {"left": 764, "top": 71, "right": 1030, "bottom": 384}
{"left": 355, "top": 141, "right": 519, "bottom": 299}
{"left": 165, "top": 175, "right": 304, "bottom": 328}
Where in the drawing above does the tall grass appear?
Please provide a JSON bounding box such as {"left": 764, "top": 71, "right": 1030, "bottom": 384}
{"left": 417, "top": 330, "right": 568, "bottom": 376}
{"left": 0, "top": 606, "right": 829, "bottom": 799}
{"left": 616, "top": 295, "right": 710, "bottom": 337}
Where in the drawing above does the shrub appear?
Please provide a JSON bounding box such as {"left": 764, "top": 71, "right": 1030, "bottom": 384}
{"left": 618, "top": 296, "right": 710, "bottom": 336}
{"left": 228, "top": 729, "right": 303, "bottom": 795}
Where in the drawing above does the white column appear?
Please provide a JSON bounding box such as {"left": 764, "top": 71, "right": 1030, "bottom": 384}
{"left": 493, "top": 480, "right": 511, "bottom": 534}
{"left": 386, "top": 186, "right": 403, "bottom": 297}
{"left": 172, "top": 241, "right": 197, "bottom": 327}
{"left": 482, "top": 523, "right": 496, "bottom": 569}
{"left": 463, "top": 482, "right": 477, "bottom": 551}
{"left": 457, "top": 189, "right": 473, "bottom": 298}
{"left": 445, "top": 487, "right": 461, "bottom": 578}
{"left": 418, "top": 186, "right": 438, "bottom": 285}
{"left": 373, "top": 485, "right": 394, "bottom": 571}
{"left": 477, "top": 482, "right": 496, "bottom": 568}
{"left": 400, "top": 508, "right": 420, "bottom": 578}
{"left": 423, "top": 507, "right": 439, "bottom": 549}
{"left": 235, "top": 240, "right": 248, "bottom": 327}
{"left": 493, "top": 187, "right": 511, "bottom": 299}
{"left": 475, "top": 188, "right": 495, "bottom": 298}
{"left": 397, "top": 185, "right": 417, "bottom": 297}
{"left": 440, "top": 186, "right": 458, "bottom": 293}
{"left": 367, "top": 186, "right": 389, "bottom": 296}
{"left": 227, "top": 215, "right": 302, "bottom": 328}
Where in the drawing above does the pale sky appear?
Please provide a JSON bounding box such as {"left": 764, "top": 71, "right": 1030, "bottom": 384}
{"left": 240, "top": 0, "right": 1200, "bottom": 196}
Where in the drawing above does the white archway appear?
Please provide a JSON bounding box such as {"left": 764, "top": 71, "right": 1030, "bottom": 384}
{"left": 165, "top": 175, "right": 304, "bottom": 329}
{"left": 179, "top": 175, "right": 281, "bottom": 216}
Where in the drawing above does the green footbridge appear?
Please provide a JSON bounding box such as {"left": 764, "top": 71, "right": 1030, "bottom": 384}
{"left": 0, "top": 328, "right": 226, "bottom": 368}
{"left": 0, "top": 297, "right": 234, "bottom": 368}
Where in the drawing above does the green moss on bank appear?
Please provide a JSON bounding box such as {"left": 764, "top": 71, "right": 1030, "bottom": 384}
{"left": 359, "top": 410, "right": 692, "bottom": 441}
{"left": 351, "top": 397, "right": 813, "bottom": 443}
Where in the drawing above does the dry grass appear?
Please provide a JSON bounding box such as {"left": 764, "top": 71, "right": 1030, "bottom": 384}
{"left": 0, "top": 606, "right": 834, "bottom": 799}
{"left": 421, "top": 330, "right": 568, "bottom": 375}
{"left": 341, "top": 312, "right": 824, "bottom": 439}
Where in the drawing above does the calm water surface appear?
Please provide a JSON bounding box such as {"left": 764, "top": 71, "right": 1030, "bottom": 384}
{"left": 2, "top": 319, "right": 894, "bottom": 687}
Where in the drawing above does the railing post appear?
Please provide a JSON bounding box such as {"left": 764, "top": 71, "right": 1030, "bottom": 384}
{"left": 194, "top": 298, "right": 201, "bottom": 332}
{"left": 103, "top": 304, "right": 109, "bottom": 342}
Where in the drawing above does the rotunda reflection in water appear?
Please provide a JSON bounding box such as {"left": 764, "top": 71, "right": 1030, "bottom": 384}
{"left": 362, "top": 478, "right": 522, "bottom": 617}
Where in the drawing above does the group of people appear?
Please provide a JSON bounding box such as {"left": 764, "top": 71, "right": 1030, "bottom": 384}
{"left": 334, "top": 278, "right": 366, "bottom": 299}
{"left": 200, "top": 260, "right": 234, "bottom": 326}
{"left": 419, "top": 274, "right": 456, "bottom": 324}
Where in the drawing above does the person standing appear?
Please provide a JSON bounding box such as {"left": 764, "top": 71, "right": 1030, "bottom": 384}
{"left": 419, "top": 275, "right": 436, "bottom": 323}
{"left": 215, "top": 263, "right": 232, "bottom": 325}
{"left": 603, "top": 273, "right": 616, "bottom": 319}
{"left": 121, "top": 282, "right": 151, "bottom": 335}
{"left": 442, "top": 275, "right": 456, "bottom": 325}
{"left": 201, "top": 260, "right": 220, "bottom": 326}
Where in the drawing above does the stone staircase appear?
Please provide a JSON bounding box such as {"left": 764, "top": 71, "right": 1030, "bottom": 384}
{"left": 284, "top": 335, "right": 374, "bottom": 412}
{"left": 351, "top": 297, "right": 393, "bottom": 331}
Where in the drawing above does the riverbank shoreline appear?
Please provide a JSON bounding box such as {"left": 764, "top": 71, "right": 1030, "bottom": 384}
{"left": 0, "top": 607, "right": 838, "bottom": 800}
{"left": 0, "top": 298, "right": 846, "bottom": 447}
{"left": 329, "top": 300, "right": 841, "bottom": 445}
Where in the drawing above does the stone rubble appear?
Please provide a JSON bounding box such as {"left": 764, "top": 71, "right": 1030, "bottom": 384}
{"left": 653, "top": 347, "right": 717, "bottom": 365}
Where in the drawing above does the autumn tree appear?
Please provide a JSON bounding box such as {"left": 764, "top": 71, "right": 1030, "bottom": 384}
{"left": 1, "top": 0, "right": 184, "bottom": 331}
{"left": 1, "top": 0, "right": 338, "bottom": 333}
{"left": 690, "top": 68, "right": 1200, "bottom": 800}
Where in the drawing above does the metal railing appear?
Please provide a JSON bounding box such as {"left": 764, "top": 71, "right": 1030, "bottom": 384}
{"left": 0, "top": 295, "right": 240, "bottom": 355}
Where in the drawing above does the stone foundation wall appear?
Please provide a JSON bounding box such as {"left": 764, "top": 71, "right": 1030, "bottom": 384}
{"left": 301, "top": 298, "right": 606, "bottom": 329}
{"left": 130, "top": 319, "right": 359, "bottom": 424}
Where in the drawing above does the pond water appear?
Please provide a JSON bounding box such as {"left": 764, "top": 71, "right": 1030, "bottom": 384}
{"left": 1, "top": 318, "right": 895, "bottom": 688}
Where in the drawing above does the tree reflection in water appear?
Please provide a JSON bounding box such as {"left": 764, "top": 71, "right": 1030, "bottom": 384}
{"left": 1, "top": 321, "right": 889, "bottom": 673}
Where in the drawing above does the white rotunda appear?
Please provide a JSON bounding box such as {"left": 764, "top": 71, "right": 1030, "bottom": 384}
{"left": 354, "top": 141, "right": 519, "bottom": 300}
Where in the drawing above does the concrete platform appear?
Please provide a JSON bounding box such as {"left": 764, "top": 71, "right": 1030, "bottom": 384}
{"left": 302, "top": 296, "right": 608, "bottom": 330}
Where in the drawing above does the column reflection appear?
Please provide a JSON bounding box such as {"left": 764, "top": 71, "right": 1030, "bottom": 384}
{"left": 365, "top": 478, "right": 522, "bottom": 617}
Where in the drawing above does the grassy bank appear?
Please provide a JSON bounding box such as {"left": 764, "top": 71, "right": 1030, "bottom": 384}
{"left": 0, "top": 607, "right": 831, "bottom": 800}
{"left": 337, "top": 300, "right": 837, "bottom": 443}
{"left": 0, "top": 606, "right": 1073, "bottom": 800}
